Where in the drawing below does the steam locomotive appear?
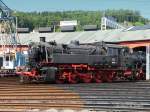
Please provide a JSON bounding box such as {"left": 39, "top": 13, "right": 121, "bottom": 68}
{"left": 17, "top": 37, "right": 146, "bottom": 83}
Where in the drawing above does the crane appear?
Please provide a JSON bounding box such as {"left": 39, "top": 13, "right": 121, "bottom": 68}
{"left": 101, "top": 16, "right": 125, "bottom": 30}
{"left": 0, "top": 0, "right": 11, "bottom": 18}
{"left": 0, "top": 0, "right": 18, "bottom": 72}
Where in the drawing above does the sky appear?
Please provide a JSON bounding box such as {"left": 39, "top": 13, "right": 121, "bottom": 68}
{"left": 4, "top": 0, "right": 150, "bottom": 18}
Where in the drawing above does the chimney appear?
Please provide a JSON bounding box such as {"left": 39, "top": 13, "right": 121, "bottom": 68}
{"left": 40, "top": 37, "right": 46, "bottom": 42}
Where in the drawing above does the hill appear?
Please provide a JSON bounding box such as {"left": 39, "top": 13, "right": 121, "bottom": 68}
{"left": 13, "top": 10, "right": 149, "bottom": 31}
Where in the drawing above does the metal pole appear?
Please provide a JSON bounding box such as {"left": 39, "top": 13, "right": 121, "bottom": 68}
{"left": 146, "top": 45, "right": 150, "bottom": 80}
{"left": 15, "top": 16, "right": 18, "bottom": 45}
{"left": 54, "top": 25, "right": 55, "bottom": 32}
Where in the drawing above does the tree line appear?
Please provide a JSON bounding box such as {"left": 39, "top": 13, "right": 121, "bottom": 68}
{"left": 13, "top": 9, "right": 149, "bottom": 31}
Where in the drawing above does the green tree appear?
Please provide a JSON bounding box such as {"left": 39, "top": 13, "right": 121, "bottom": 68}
{"left": 12, "top": 10, "right": 149, "bottom": 31}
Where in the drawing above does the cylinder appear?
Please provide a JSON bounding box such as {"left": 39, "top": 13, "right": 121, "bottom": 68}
{"left": 40, "top": 37, "right": 46, "bottom": 42}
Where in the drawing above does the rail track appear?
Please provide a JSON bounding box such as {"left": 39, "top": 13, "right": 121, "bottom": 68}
{"left": 0, "top": 77, "right": 150, "bottom": 112}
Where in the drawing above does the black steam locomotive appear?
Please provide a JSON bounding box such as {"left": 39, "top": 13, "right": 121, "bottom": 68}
{"left": 17, "top": 37, "right": 146, "bottom": 83}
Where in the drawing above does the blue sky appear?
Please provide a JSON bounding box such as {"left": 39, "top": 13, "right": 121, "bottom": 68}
{"left": 4, "top": 0, "right": 150, "bottom": 18}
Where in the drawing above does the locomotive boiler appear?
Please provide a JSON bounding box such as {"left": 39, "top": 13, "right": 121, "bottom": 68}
{"left": 17, "top": 37, "right": 146, "bottom": 83}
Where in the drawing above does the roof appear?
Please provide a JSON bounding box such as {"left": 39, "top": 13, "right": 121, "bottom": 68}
{"left": 60, "top": 26, "right": 76, "bottom": 32}
{"left": 125, "top": 25, "right": 150, "bottom": 31}
{"left": 17, "top": 28, "right": 30, "bottom": 33}
{"left": 83, "top": 25, "right": 98, "bottom": 31}
{"left": 38, "top": 27, "right": 53, "bottom": 33}
{"left": 16, "top": 29, "right": 150, "bottom": 45}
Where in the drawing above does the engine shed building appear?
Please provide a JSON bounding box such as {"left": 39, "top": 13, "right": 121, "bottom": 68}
{"left": 1, "top": 27, "right": 150, "bottom": 80}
